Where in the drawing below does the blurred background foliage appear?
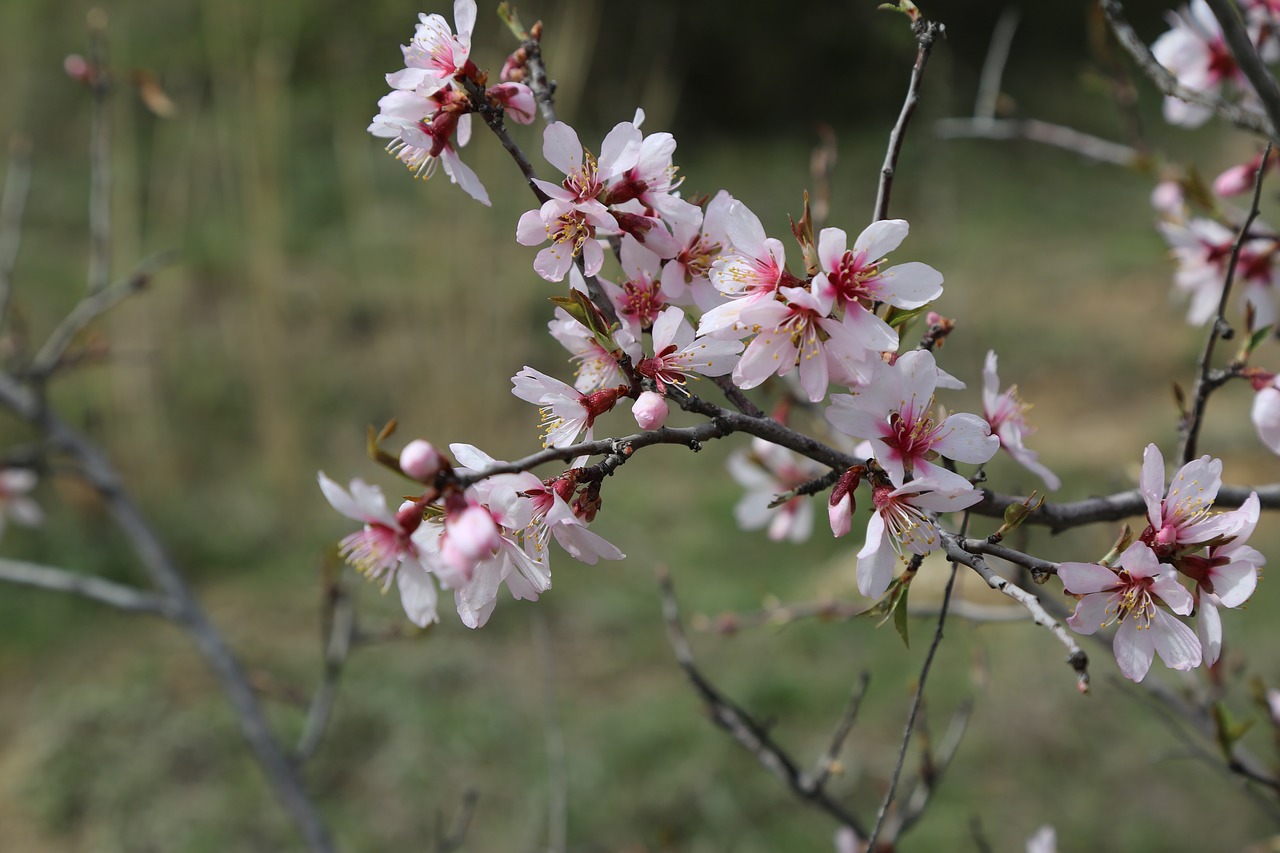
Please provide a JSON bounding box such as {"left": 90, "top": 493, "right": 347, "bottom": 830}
{"left": 1, "top": 0, "right": 1279, "bottom": 850}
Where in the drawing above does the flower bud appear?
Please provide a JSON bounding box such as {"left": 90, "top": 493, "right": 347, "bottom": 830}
{"left": 400, "top": 440, "right": 444, "bottom": 482}
{"left": 1150, "top": 179, "right": 1185, "bottom": 215}
{"left": 632, "top": 391, "right": 669, "bottom": 430}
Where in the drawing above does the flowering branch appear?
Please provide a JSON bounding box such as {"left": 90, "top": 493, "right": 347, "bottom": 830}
{"left": 1180, "top": 143, "right": 1274, "bottom": 463}
{"left": 1205, "top": 0, "right": 1280, "bottom": 141}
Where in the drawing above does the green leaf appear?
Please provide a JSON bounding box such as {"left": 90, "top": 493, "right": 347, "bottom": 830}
{"left": 862, "top": 572, "right": 914, "bottom": 648}
{"left": 892, "top": 578, "right": 911, "bottom": 648}
{"left": 1247, "top": 324, "right": 1274, "bottom": 356}
{"left": 549, "top": 292, "right": 619, "bottom": 355}
{"left": 883, "top": 303, "right": 932, "bottom": 333}
{"left": 1212, "top": 701, "right": 1255, "bottom": 759}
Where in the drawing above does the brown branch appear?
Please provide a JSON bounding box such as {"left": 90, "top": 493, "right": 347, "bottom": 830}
{"left": 972, "top": 483, "right": 1280, "bottom": 532}
{"left": 875, "top": 17, "right": 944, "bottom": 222}
{"left": 294, "top": 566, "right": 358, "bottom": 764}
{"left": 657, "top": 567, "right": 868, "bottom": 837}
{"left": 934, "top": 117, "right": 1140, "bottom": 167}
{"left": 85, "top": 10, "right": 112, "bottom": 296}
{"left": 802, "top": 672, "right": 872, "bottom": 794}
{"left": 1180, "top": 143, "right": 1273, "bottom": 463}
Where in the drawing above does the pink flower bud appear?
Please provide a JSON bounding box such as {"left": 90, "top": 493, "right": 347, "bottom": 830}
{"left": 1213, "top": 164, "right": 1254, "bottom": 198}
{"left": 64, "top": 54, "right": 93, "bottom": 84}
{"left": 442, "top": 504, "right": 501, "bottom": 575}
{"left": 828, "top": 490, "right": 852, "bottom": 538}
{"left": 400, "top": 439, "right": 444, "bottom": 481}
{"left": 1150, "top": 180, "right": 1184, "bottom": 215}
{"left": 632, "top": 391, "right": 669, "bottom": 430}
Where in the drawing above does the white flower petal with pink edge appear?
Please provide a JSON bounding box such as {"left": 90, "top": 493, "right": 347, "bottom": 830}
{"left": 1253, "top": 384, "right": 1280, "bottom": 453}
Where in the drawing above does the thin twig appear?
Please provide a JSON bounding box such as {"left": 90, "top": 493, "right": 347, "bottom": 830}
{"left": 934, "top": 117, "right": 1140, "bottom": 167}
{"left": 28, "top": 250, "right": 176, "bottom": 379}
{"left": 974, "top": 7, "right": 1020, "bottom": 120}
{"left": 1180, "top": 143, "right": 1273, "bottom": 463}
{"left": 0, "top": 136, "right": 33, "bottom": 328}
{"left": 657, "top": 567, "right": 868, "bottom": 836}
{"left": 0, "top": 557, "right": 176, "bottom": 616}
{"left": 530, "top": 607, "right": 568, "bottom": 853}
{"left": 874, "top": 18, "right": 944, "bottom": 222}
{"left": 436, "top": 788, "right": 481, "bottom": 853}
{"left": 941, "top": 533, "right": 1090, "bottom": 692}
{"left": 958, "top": 538, "right": 1059, "bottom": 576}
{"left": 294, "top": 567, "right": 358, "bottom": 764}
{"left": 865, "top": 557, "right": 961, "bottom": 850}
{"left": 1205, "top": 0, "right": 1280, "bottom": 142}
{"left": 802, "top": 673, "right": 871, "bottom": 794}
{"left": 896, "top": 699, "right": 974, "bottom": 835}
{"left": 1100, "top": 0, "right": 1273, "bottom": 138}
{"left": 86, "top": 10, "right": 112, "bottom": 296}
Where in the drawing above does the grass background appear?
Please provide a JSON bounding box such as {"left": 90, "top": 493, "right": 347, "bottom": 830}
{"left": 1, "top": 0, "right": 1279, "bottom": 850}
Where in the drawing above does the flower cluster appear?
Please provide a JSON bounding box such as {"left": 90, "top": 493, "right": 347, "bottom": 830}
{"left": 320, "top": 440, "right": 622, "bottom": 629}
{"left": 367, "top": 0, "right": 535, "bottom": 205}
{"left": 1060, "top": 444, "right": 1263, "bottom": 681}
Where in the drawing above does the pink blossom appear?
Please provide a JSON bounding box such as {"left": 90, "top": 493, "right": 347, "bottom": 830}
{"left": 603, "top": 118, "right": 700, "bottom": 231}
{"left": 511, "top": 366, "right": 626, "bottom": 448}
{"left": 487, "top": 82, "right": 536, "bottom": 125}
{"left": 318, "top": 472, "right": 441, "bottom": 626}
{"left": 547, "top": 305, "right": 627, "bottom": 393}
{"left": 857, "top": 477, "right": 982, "bottom": 600}
{"left": 981, "top": 350, "right": 1060, "bottom": 490}
{"left": 632, "top": 391, "right": 669, "bottom": 430}
{"left": 1157, "top": 216, "right": 1279, "bottom": 328}
{"left": 601, "top": 236, "right": 667, "bottom": 338}
{"left": 0, "top": 468, "right": 41, "bottom": 537}
{"left": 827, "top": 467, "right": 862, "bottom": 539}
{"left": 826, "top": 350, "right": 998, "bottom": 491}
{"left": 1183, "top": 492, "right": 1264, "bottom": 665}
{"left": 1252, "top": 376, "right": 1280, "bottom": 453}
{"left": 813, "top": 220, "right": 943, "bottom": 321}
{"left": 1060, "top": 542, "right": 1200, "bottom": 682}
{"left": 367, "top": 88, "right": 489, "bottom": 205}
{"left": 633, "top": 306, "right": 742, "bottom": 393}
{"left": 1213, "top": 151, "right": 1275, "bottom": 197}
{"left": 1151, "top": 179, "right": 1187, "bottom": 218}
{"left": 727, "top": 438, "right": 826, "bottom": 543}
{"left": 699, "top": 200, "right": 792, "bottom": 338}
{"left": 662, "top": 190, "right": 734, "bottom": 311}
{"left": 1151, "top": 1, "right": 1253, "bottom": 127}
{"left": 1138, "top": 443, "right": 1242, "bottom": 557}
{"left": 387, "top": 1, "right": 477, "bottom": 92}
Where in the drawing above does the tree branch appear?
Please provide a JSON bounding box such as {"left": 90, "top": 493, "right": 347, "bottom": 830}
{"left": 1205, "top": 0, "right": 1280, "bottom": 142}
{"left": 875, "top": 17, "right": 944, "bottom": 222}
{"left": 0, "top": 135, "right": 32, "bottom": 329}
{"left": 0, "top": 557, "right": 176, "bottom": 616}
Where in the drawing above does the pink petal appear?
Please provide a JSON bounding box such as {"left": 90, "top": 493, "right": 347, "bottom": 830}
{"left": 931, "top": 413, "right": 1000, "bottom": 465}
{"left": 854, "top": 219, "right": 909, "bottom": 260}
{"left": 1113, "top": 617, "right": 1156, "bottom": 681}
{"left": 542, "top": 122, "right": 583, "bottom": 175}
{"left": 1140, "top": 443, "right": 1165, "bottom": 528}
{"left": 1197, "top": 595, "right": 1223, "bottom": 667}
{"left": 874, "top": 262, "right": 943, "bottom": 309}
{"left": 1150, "top": 608, "right": 1202, "bottom": 671}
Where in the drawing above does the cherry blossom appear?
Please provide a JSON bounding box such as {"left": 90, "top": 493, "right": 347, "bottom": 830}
{"left": 857, "top": 476, "right": 982, "bottom": 600}
{"left": 826, "top": 350, "right": 998, "bottom": 491}
{"left": 727, "top": 438, "right": 826, "bottom": 543}
{"left": 981, "top": 350, "right": 1060, "bottom": 491}
{"left": 1061, "top": 542, "right": 1200, "bottom": 682}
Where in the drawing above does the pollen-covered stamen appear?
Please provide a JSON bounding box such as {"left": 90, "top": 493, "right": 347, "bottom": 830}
{"left": 618, "top": 278, "right": 665, "bottom": 330}
{"left": 563, "top": 150, "right": 604, "bottom": 202}
{"left": 679, "top": 238, "right": 722, "bottom": 281}
{"left": 339, "top": 523, "right": 411, "bottom": 586}
{"left": 1099, "top": 571, "right": 1159, "bottom": 631}
{"left": 987, "top": 383, "right": 1033, "bottom": 433}
{"left": 886, "top": 401, "right": 942, "bottom": 469}
{"left": 826, "top": 248, "right": 885, "bottom": 306}
{"left": 871, "top": 484, "right": 940, "bottom": 555}
{"left": 546, "top": 210, "right": 596, "bottom": 258}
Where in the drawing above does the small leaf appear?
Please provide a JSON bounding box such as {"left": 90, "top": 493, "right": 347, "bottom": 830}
{"left": 1212, "top": 701, "right": 1255, "bottom": 759}
{"left": 892, "top": 578, "right": 911, "bottom": 648}
{"left": 884, "top": 303, "right": 932, "bottom": 334}
{"left": 549, "top": 291, "right": 619, "bottom": 354}
{"left": 1247, "top": 324, "right": 1274, "bottom": 356}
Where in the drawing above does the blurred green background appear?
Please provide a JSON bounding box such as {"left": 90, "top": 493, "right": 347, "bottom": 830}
{"left": 1, "top": 0, "right": 1280, "bottom": 850}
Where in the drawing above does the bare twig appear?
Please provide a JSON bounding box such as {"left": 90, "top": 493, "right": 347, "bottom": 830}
{"left": 530, "top": 607, "right": 568, "bottom": 853}
{"left": 86, "top": 9, "right": 112, "bottom": 297}
{"left": 657, "top": 567, "right": 868, "bottom": 836}
{"left": 0, "top": 136, "right": 32, "bottom": 327}
{"left": 941, "top": 533, "right": 1090, "bottom": 692}
{"left": 875, "top": 17, "right": 945, "bottom": 222}
{"left": 1100, "top": 0, "right": 1273, "bottom": 138}
{"left": 975, "top": 9, "right": 1020, "bottom": 120}
{"left": 435, "top": 788, "right": 481, "bottom": 853}
{"left": 973, "top": 484, "right": 1280, "bottom": 533}
{"left": 1180, "top": 143, "right": 1273, "bottom": 463}
{"left": 28, "top": 250, "right": 177, "bottom": 379}
{"left": 865, "top": 557, "right": 960, "bottom": 850}
{"left": 0, "top": 373, "right": 335, "bottom": 852}
{"left": 802, "top": 673, "right": 872, "bottom": 794}
{"left": 934, "top": 117, "right": 1140, "bottom": 167}
{"left": 0, "top": 557, "right": 176, "bottom": 616}
{"left": 294, "top": 567, "right": 358, "bottom": 764}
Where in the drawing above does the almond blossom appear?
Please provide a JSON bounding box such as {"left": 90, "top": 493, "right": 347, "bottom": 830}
{"left": 826, "top": 350, "right": 999, "bottom": 491}
{"left": 1060, "top": 542, "right": 1201, "bottom": 682}
{"left": 601, "top": 236, "right": 668, "bottom": 339}
{"left": 1151, "top": 0, "right": 1260, "bottom": 127}
{"left": 318, "top": 472, "right": 442, "bottom": 627}
{"left": 1138, "top": 443, "right": 1242, "bottom": 558}
{"left": 0, "top": 468, "right": 42, "bottom": 539}
{"left": 547, "top": 305, "right": 627, "bottom": 393}
{"left": 516, "top": 120, "right": 640, "bottom": 281}
{"left": 981, "top": 350, "right": 1060, "bottom": 491}
{"left": 511, "top": 366, "right": 627, "bottom": 449}
{"left": 388, "top": 1, "right": 478, "bottom": 92}
{"left": 1157, "top": 216, "right": 1279, "bottom": 328}
{"left": 1183, "top": 492, "right": 1264, "bottom": 665}
{"left": 698, "top": 200, "right": 793, "bottom": 338}
{"left": 633, "top": 306, "right": 742, "bottom": 394}
{"left": 857, "top": 476, "right": 982, "bottom": 600}
{"left": 662, "top": 190, "right": 733, "bottom": 311}
{"left": 812, "top": 220, "right": 943, "bottom": 328}
{"left": 727, "top": 438, "right": 826, "bottom": 543}
{"left": 1252, "top": 373, "right": 1280, "bottom": 453}
{"left": 367, "top": 88, "right": 490, "bottom": 205}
